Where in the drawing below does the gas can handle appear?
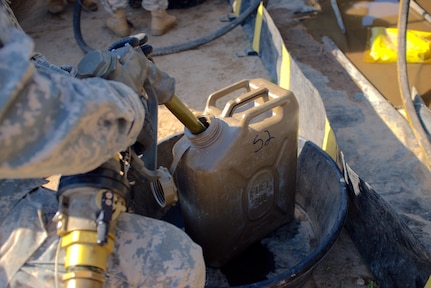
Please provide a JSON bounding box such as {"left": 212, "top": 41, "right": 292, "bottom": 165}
{"left": 205, "top": 79, "right": 294, "bottom": 126}
{"left": 221, "top": 87, "right": 268, "bottom": 118}
{"left": 205, "top": 80, "right": 251, "bottom": 114}
{"left": 239, "top": 93, "right": 291, "bottom": 127}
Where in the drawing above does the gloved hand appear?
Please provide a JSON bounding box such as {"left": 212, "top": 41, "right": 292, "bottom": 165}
{"left": 76, "top": 33, "right": 178, "bottom": 154}
{"left": 76, "top": 43, "right": 154, "bottom": 154}
{"left": 110, "top": 35, "right": 156, "bottom": 154}
{"left": 109, "top": 33, "right": 175, "bottom": 105}
{"left": 111, "top": 45, "right": 156, "bottom": 154}
{"left": 77, "top": 32, "right": 153, "bottom": 95}
{"left": 108, "top": 44, "right": 150, "bottom": 98}
{"left": 76, "top": 45, "right": 149, "bottom": 96}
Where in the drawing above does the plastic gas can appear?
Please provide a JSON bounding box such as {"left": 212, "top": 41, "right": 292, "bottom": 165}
{"left": 172, "top": 78, "right": 299, "bottom": 267}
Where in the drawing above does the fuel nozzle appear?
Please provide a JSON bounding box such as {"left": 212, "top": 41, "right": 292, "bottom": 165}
{"left": 164, "top": 95, "right": 207, "bottom": 134}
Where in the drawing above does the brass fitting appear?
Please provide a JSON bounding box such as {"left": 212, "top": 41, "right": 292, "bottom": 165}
{"left": 55, "top": 157, "right": 129, "bottom": 288}
{"left": 60, "top": 230, "right": 115, "bottom": 288}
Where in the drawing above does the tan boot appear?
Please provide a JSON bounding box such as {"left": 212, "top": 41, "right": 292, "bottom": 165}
{"left": 48, "top": 0, "right": 65, "bottom": 14}
{"left": 151, "top": 10, "right": 177, "bottom": 36}
{"left": 106, "top": 8, "right": 131, "bottom": 37}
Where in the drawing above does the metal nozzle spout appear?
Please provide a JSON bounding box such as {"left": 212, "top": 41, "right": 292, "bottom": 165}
{"left": 164, "top": 95, "right": 207, "bottom": 134}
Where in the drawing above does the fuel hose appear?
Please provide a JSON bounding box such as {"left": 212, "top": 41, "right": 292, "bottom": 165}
{"left": 73, "top": 0, "right": 94, "bottom": 54}
{"left": 152, "top": 0, "right": 260, "bottom": 56}
{"left": 397, "top": 0, "right": 431, "bottom": 170}
{"left": 73, "top": 0, "right": 260, "bottom": 56}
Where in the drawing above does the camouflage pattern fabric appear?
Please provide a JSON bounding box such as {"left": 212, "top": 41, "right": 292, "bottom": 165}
{"left": 0, "top": 4, "right": 145, "bottom": 178}
{"left": 1, "top": 183, "right": 205, "bottom": 288}
{"left": 100, "top": 0, "right": 168, "bottom": 14}
{"left": 0, "top": 2, "right": 205, "bottom": 287}
{"left": 0, "top": 0, "right": 21, "bottom": 31}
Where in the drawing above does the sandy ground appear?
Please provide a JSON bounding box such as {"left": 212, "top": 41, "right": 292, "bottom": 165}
{"left": 12, "top": 0, "right": 383, "bottom": 287}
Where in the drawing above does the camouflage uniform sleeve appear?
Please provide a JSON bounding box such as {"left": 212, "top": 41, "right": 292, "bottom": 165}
{"left": 0, "top": 26, "right": 145, "bottom": 178}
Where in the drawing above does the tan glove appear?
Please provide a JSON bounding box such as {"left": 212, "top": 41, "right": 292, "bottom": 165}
{"left": 76, "top": 45, "right": 145, "bottom": 91}
{"left": 108, "top": 34, "right": 175, "bottom": 104}
{"left": 77, "top": 46, "right": 154, "bottom": 153}
{"left": 77, "top": 44, "right": 175, "bottom": 105}
{"left": 112, "top": 43, "right": 176, "bottom": 105}
{"left": 108, "top": 44, "right": 149, "bottom": 98}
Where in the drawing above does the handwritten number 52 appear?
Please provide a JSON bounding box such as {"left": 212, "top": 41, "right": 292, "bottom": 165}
{"left": 253, "top": 130, "right": 275, "bottom": 152}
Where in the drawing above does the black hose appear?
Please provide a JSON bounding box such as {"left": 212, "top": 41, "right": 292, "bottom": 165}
{"left": 73, "top": 0, "right": 94, "bottom": 54}
{"left": 73, "top": 0, "right": 260, "bottom": 56}
{"left": 397, "top": 0, "right": 431, "bottom": 168}
{"left": 152, "top": 0, "right": 260, "bottom": 56}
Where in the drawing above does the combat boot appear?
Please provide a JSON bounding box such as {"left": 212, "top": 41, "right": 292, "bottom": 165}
{"left": 151, "top": 10, "right": 177, "bottom": 36}
{"left": 106, "top": 8, "right": 131, "bottom": 37}
{"left": 48, "top": 0, "right": 65, "bottom": 14}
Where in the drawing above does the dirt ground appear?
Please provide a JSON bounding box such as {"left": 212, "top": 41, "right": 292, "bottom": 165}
{"left": 11, "top": 0, "right": 382, "bottom": 287}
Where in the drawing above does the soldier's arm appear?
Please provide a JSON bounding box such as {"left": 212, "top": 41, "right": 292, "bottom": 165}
{"left": 0, "top": 28, "right": 145, "bottom": 178}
